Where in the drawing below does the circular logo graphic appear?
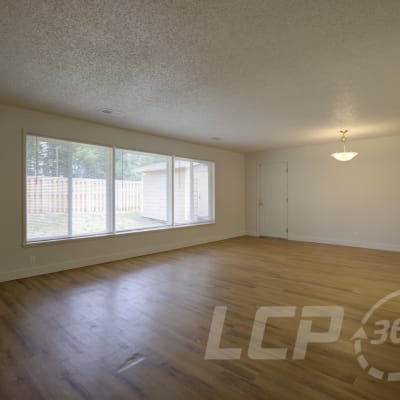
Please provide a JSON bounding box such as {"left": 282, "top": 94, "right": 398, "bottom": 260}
{"left": 351, "top": 290, "right": 400, "bottom": 381}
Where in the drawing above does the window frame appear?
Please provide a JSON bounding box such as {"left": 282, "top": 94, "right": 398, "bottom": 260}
{"left": 24, "top": 135, "right": 113, "bottom": 242}
{"left": 22, "top": 131, "right": 215, "bottom": 246}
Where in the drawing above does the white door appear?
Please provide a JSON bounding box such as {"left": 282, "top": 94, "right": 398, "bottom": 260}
{"left": 259, "top": 162, "right": 288, "bottom": 238}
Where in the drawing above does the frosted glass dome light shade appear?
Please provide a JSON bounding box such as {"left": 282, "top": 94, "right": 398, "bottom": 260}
{"left": 331, "top": 151, "right": 358, "bottom": 162}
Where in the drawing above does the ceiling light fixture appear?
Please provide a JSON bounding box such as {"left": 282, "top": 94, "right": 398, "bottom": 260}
{"left": 331, "top": 130, "right": 358, "bottom": 162}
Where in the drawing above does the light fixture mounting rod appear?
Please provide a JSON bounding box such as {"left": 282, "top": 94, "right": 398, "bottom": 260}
{"left": 340, "top": 129, "right": 348, "bottom": 143}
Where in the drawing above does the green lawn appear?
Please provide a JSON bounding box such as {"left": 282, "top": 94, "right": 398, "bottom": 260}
{"left": 27, "top": 211, "right": 167, "bottom": 240}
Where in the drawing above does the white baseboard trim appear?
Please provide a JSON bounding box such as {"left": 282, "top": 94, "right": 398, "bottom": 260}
{"left": 0, "top": 231, "right": 246, "bottom": 283}
{"left": 288, "top": 234, "right": 400, "bottom": 252}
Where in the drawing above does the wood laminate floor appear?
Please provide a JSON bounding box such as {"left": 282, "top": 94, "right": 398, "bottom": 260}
{"left": 1, "top": 237, "right": 400, "bottom": 399}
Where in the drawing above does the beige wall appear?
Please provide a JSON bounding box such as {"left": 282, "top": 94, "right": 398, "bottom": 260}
{"left": 246, "top": 135, "right": 400, "bottom": 251}
{"left": 0, "top": 103, "right": 246, "bottom": 282}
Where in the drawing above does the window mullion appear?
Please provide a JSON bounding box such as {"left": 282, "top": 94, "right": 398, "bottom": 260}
{"left": 168, "top": 156, "right": 174, "bottom": 226}
{"left": 107, "top": 147, "right": 115, "bottom": 233}
{"left": 67, "top": 142, "right": 73, "bottom": 237}
{"left": 190, "top": 160, "right": 194, "bottom": 223}
{"left": 209, "top": 162, "right": 215, "bottom": 221}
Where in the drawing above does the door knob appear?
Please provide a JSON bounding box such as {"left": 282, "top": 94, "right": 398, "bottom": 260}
{"left": 258, "top": 200, "right": 264, "bottom": 206}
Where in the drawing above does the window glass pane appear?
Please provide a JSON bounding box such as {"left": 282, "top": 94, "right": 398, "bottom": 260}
{"left": 193, "top": 161, "right": 211, "bottom": 222}
{"left": 71, "top": 142, "right": 110, "bottom": 236}
{"left": 26, "top": 136, "right": 69, "bottom": 240}
{"left": 174, "top": 159, "right": 192, "bottom": 224}
{"left": 26, "top": 135, "right": 112, "bottom": 242}
{"left": 115, "top": 149, "right": 170, "bottom": 231}
{"left": 174, "top": 159, "right": 214, "bottom": 225}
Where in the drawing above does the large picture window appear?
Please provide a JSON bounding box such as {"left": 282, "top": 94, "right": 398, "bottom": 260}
{"left": 25, "top": 134, "right": 214, "bottom": 243}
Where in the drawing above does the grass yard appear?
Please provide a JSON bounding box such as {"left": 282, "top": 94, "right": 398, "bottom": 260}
{"left": 27, "top": 211, "right": 167, "bottom": 240}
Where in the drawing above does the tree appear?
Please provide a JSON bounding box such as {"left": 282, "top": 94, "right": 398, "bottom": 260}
{"left": 27, "top": 136, "right": 166, "bottom": 181}
{"left": 115, "top": 149, "right": 165, "bottom": 181}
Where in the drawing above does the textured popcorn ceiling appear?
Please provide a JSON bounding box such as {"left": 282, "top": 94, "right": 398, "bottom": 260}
{"left": 1, "top": 0, "right": 400, "bottom": 151}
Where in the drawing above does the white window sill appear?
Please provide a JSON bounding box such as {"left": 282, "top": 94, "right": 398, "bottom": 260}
{"left": 23, "top": 220, "right": 216, "bottom": 247}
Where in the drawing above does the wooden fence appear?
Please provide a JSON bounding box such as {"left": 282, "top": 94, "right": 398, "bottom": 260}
{"left": 26, "top": 176, "right": 143, "bottom": 214}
